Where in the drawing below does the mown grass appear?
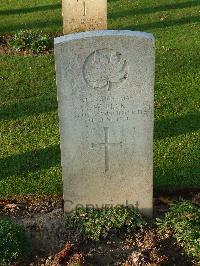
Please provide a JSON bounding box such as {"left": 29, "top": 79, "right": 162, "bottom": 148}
{"left": 0, "top": 56, "right": 62, "bottom": 195}
{"left": 0, "top": 0, "right": 199, "bottom": 197}
{"left": 0, "top": 0, "right": 61, "bottom": 34}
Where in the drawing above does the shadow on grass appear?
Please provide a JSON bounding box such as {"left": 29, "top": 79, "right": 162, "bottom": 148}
{"left": 0, "top": 3, "right": 61, "bottom": 16}
{"left": 0, "top": 96, "right": 58, "bottom": 121}
{"left": 154, "top": 165, "right": 200, "bottom": 189}
{"left": 121, "top": 15, "right": 200, "bottom": 31}
{"left": 154, "top": 112, "right": 200, "bottom": 140}
{"left": 0, "top": 18, "right": 62, "bottom": 34}
{"left": 0, "top": 145, "right": 60, "bottom": 180}
{"left": 110, "top": 1, "right": 200, "bottom": 19}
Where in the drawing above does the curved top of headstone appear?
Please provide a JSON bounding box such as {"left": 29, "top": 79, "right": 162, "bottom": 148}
{"left": 54, "top": 30, "right": 155, "bottom": 45}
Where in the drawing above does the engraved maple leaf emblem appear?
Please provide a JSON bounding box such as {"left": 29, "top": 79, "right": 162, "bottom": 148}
{"left": 83, "top": 49, "right": 129, "bottom": 91}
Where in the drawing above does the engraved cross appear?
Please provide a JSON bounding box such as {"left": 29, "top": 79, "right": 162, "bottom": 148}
{"left": 83, "top": 1, "right": 86, "bottom": 16}
{"left": 92, "top": 127, "right": 122, "bottom": 172}
{"left": 77, "top": 0, "right": 86, "bottom": 16}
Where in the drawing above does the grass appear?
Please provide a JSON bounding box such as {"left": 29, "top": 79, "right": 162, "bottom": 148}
{"left": 0, "top": 0, "right": 200, "bottom": 197}
{"left": 0, "top": 56, "right": 62, "bottom": 195}
{"left": 0, "top": 0, "right": 61, "bottom": 34}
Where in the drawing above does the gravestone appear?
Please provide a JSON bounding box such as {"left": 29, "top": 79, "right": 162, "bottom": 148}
{"left": 62, "top": 0, "right": 107, "bottom": 34}
{"left": 54, "top": 30, "right": 155, "bottom": 217}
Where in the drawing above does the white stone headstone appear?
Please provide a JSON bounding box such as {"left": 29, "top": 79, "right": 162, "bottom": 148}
{"left": 62, "top": 0, "right": 107, "bottom": 34}
{"left": 54, "top": 31, "right": 155, "bottom": 217}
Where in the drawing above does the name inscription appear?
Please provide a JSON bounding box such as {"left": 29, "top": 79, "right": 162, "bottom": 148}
{"left": 74, "top": 95, "right": 153, "bottom": 123}
{"left": 64, "top": 17, "right": 105, "bottom": 31}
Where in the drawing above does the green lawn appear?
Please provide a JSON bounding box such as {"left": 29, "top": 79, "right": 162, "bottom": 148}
{"left": 0, "top": 0, "right": 199, "bottom": 197}
{"left": 0, "top": 0, "right": 61, "bottom": 34}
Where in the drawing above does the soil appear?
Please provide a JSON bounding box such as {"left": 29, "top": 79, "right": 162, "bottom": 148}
{"left": 0, "top": 191, "right": 199, "bottom": 265}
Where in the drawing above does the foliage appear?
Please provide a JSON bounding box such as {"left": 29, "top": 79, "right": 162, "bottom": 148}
{"left": 157, "top": 201, "right": 200, "bottom": 260}
{"left": 9, "top": 30, "right": 53, "bottom": 53}
{"left": 65, "top": 206, "right": 146, "bottom": 241}
{"left": 0, "top": 218, "right": 31, "bottom": 265}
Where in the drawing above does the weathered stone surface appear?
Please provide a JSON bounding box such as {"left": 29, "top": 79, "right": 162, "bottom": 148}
{"left": 62, "top": 0, "right": 107, "bottom": 34}
{"left": 54, "top": 31, "right": 155, "bottom": 217}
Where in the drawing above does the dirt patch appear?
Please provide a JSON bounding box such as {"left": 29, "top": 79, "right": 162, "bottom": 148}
{"left": 0, "top": 35, "right": 34, "bottom": 56}
{"left": 0, "top": 192, "right": 199, "bottom": 265}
